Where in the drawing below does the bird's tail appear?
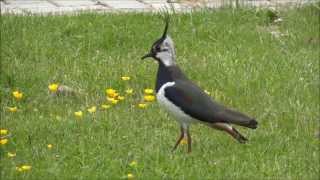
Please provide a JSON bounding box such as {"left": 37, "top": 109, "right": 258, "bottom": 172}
{"left": 215, "top": 108, "right": 258, "bottom": 129}
{"left": 235, "top": 118, "right": 258, "bottom": 129}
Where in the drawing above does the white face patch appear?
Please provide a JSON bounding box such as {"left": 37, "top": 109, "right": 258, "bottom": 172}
{"left": 156, "top": 52, "right": 175, "bottom": 66}
{"left": 156, "top": 82, "right": 198, "bottom": 128}
{"left": 155, "top": 36, "right": 176, "bottom": 67}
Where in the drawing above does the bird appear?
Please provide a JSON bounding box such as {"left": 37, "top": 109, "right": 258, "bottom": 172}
{"left": 141, "top": 18, "right": 258, "bottom": 153}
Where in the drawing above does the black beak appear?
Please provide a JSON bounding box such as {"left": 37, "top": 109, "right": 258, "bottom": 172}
{"left": 141, "top": 52, "right": 153, "bottom": 60}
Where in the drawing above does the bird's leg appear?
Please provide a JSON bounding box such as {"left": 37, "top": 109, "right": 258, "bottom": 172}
{"left": 172, "top": 126, "right": 184, "bottom": 152}
{"left": 209, "top": 123, "right": 247, "bottom": 143}
{"left": 186, "top": 128, "right": 192, "bottom": 153}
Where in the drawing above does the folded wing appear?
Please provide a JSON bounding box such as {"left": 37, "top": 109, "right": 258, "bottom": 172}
{"left": 164, "top": 80, "right": 257, "bottom": 129}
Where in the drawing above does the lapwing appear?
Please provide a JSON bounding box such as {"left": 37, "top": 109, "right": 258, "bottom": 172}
{"left": 142, "top": 19, "right": 258, "bottom": 153}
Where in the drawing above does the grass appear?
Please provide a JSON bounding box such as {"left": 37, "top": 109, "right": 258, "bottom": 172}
{"left": 1, "top": 5, "right": 319, "bottom": 179}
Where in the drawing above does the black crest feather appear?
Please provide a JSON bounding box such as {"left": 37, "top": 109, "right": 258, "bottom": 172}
{"left": 161, "top": 14, "right": 170, "bottom": 40}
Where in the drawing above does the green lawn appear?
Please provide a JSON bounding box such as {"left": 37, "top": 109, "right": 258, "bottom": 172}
{"left": 1, "top": 5, "right": 319, "bottom": 179}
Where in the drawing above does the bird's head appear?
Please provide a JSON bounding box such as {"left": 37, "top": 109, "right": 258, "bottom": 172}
{"left": 141, "top": 19, "right": 176, "bottom": 66}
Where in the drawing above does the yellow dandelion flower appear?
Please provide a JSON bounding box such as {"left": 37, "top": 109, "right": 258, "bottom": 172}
{"left": 204, "top": 90, "right": 211, "bottom": 95}
{"left": 101, "top": 104, "right": 111, "bottom": 109}
{"left": 21, "top": 165, "right": 32, "bottom": 171}
{"left": 127, "top": 173, "right": 134, "bottom": 179}
{"left": 106, "top": 88, "right": 116, "bottom": 94}
{"left": 117, "top": 96, "right": 125, "bottom": 100}
{"left": 8, "top": 152, "right": 16, "bottom": 158}
{"left": 12, "top": 91, "right": 23, "bottom": 100}
{"left": 16, "top": 167, "right": 23, "bottom": 172}
{"left": 74, "top": 111, "right": 83, "bottom": 118}
{"left": 112, "top": 92, "right": 119, "bottom": 98}
{"left": 111, "top": 99, "right": 119, "bottom": 104}
{"left": 16, "top": 165, "right": 32, "bottom": 172}
{"left": 47, "top": 144, "right": 53, "bottom": 149}
{"left": 106, "top": 88, "right": 118, "bottom": 98}
{"left": 0, "top": 138, "right": 8, "bottom": 145}
{"left": 0, "top": 129, "right": 8, "bottom": 135}
{"left": 125, "top": 88, "right": 133, "bottom": 95}
{"left": 87, "top": 106, "right": 97, "bottom": 113}
{"left": 144, "top": 95, "right": 156, "bottom": 102}
{"left": 180, "top": 138, "right": 188, "bottom": 145}
{"left": 48, "top": 83, "right": 59, "bottom": 93}
{"left": 129, "top": 160, "right": 137, "bottom": 167}
{"left": 106, "top": 97, "right": 113, "bottom": 102}
{"left": 144, "top": 88, "right": 154, "bottom": 94}
{"left": 8, "top": 107, "right": 17, "bottom": 112}
{"left": 138, "top": 103, "right": 147, "bottom": 108}
{"left": 107, "top": 97, "right": 119, "bottom": 104}
{"left": 121, "top": 76, "right": 131, "bottom": 81}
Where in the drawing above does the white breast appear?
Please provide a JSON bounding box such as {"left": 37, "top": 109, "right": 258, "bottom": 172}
{"left": 156, "top": 82, "right": 197, "bottom": 127}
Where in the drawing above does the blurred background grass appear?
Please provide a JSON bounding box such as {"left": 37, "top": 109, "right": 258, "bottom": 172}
{"left": 1, "top": 5, "right": 319, "bottom": 179}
